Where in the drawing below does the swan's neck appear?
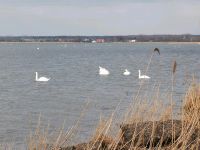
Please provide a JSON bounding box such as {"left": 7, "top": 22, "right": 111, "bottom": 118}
{"left": 35, "top": 72, "right": 38, "bottom": 80}
{"left": 139, "top": 70, "right": 141, "bottom": 77}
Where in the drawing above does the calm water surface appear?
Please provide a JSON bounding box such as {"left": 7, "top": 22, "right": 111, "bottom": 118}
{"left": 0, "top": 43, "right": 199, "bottom": 148}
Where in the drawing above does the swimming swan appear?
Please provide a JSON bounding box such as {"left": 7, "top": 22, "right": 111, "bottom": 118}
{"left": 138, "top": 70, "right": 150, "bottom": 79}
{"left": 99, "top": 66, "right": 110, "bottom": 75}
{"left": 35, "top": 72, "right": 50, "bottom": 82}
{"left": 123, "top": 69, "right": 131, "bottom": 76}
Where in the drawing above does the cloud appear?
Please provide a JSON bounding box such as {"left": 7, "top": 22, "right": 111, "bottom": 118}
{"left": 0, "top": 0, "right": 199, "bottom": 35}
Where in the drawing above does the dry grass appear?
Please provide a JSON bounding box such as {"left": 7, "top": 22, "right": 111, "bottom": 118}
{"left": 26, "top": 85, "right": 200, "bottom": 150}
{"left": 183, "top": 83, "right": 200, "bottom": 122}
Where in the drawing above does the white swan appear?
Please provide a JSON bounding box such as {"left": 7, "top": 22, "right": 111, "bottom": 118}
{"left": 138, "top": 70, "right": 150, "bottom": 79}
{"left": 35, "top": 72, "right": 50, "bottom": 82}
{"left": 36, "top": 47, "right": 40, "bottom": 50}
{"left": 99, "top": 66, "right": 110, "bottom": 75}
{"left": 123, "top": 69, "right": 131, "bottom": 76}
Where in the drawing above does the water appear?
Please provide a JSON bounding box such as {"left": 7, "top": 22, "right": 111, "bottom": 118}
{"left": 0, "top": 42, "right": 199, "bottom": 148}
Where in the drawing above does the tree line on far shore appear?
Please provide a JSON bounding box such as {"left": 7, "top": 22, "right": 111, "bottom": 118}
{"left": 0, "top": 34, "right": 200, "bottom": 42}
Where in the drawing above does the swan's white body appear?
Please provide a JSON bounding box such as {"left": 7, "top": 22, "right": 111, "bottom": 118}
{"left": 123, "top": 69, "right": 131, "bottom": 76}
{"left": 37, "top": 47, "right": 40, "bottom": 50}
{"left": 138, "top": 70, "right": 150, "bottom": 79}
{"left": 99, "top": 66, "right": 110, "bottom": 75}
{"left": 35, "top": 72, "right": 50, "bottom": 82}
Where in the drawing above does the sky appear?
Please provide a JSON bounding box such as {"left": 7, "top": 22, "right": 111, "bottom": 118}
{"left": 0, "top": 0, "right": 200, "bottom": 36}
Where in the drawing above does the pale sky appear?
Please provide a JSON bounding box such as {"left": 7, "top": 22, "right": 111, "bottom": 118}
{"left": 0, "top": 0, "right": 199, "bottom": 36}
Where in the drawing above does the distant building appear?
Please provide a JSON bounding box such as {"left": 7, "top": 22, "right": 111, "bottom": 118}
{"left": 58, "top": 38, "right": 64, "bottom": 42}
{"left": 129, "top": 39, "right": 136, "bottom": 43}
{"left": 91, "top": 40, "right": 96, "bottom": 43}
{"left": 96, "top": 39, "right": 105, "bottom": 43}
{"left": 82, "top": 38, "right": 91, "bottom": 43}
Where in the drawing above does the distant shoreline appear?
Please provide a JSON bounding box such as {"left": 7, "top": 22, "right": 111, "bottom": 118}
{"left": 1, "top": 35, "right": 200, "bottom": 43}
{"left": 0, "top": 41, "right": 200, "bottom": 44}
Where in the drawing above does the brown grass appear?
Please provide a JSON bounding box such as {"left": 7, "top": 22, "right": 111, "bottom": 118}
{"left": 24, "top": 80, "right": 200, "bottom": 150}
{"left": 172, "top": 61, "right": 177, "bottom": 75}
{"left": 183, "top": 83, "right": 200, "bottom": 122}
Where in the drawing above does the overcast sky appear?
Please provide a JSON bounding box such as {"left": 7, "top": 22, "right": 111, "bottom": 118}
{"left": 0, "top": 0, "right": 199, "bottom": 36}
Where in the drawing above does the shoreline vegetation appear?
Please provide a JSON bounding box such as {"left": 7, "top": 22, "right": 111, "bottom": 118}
{"left": 27, "top": 79, "right": 200, "bottom": 150}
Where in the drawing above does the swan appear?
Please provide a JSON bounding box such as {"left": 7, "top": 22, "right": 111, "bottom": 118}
{"left": 99, "top": 66, "right": 110, "bottom": 75}
{"left": 35, "top": 72, "right": 50, "bottom": 82}
{"left": 138, "top": 70, "right": 150, "bottom": 79}
{"left": 123, "top": 69, "right": 131, "bottom": 76}
{"left": 36, "top": 47, "right": 40, "bottom": 50}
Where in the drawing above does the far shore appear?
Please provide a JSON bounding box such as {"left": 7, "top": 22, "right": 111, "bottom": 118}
{"left": 0, "top": 41, "right": 200, "bottom": 44}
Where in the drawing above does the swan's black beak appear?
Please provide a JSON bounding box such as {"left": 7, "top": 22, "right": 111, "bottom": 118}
{"left": 154, "top": 48, "right": 160, "bottom": 55}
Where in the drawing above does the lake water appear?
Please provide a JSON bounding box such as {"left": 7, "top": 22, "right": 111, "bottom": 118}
{"left": 0, "top": 42, "right": 199, "bottom": 148}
